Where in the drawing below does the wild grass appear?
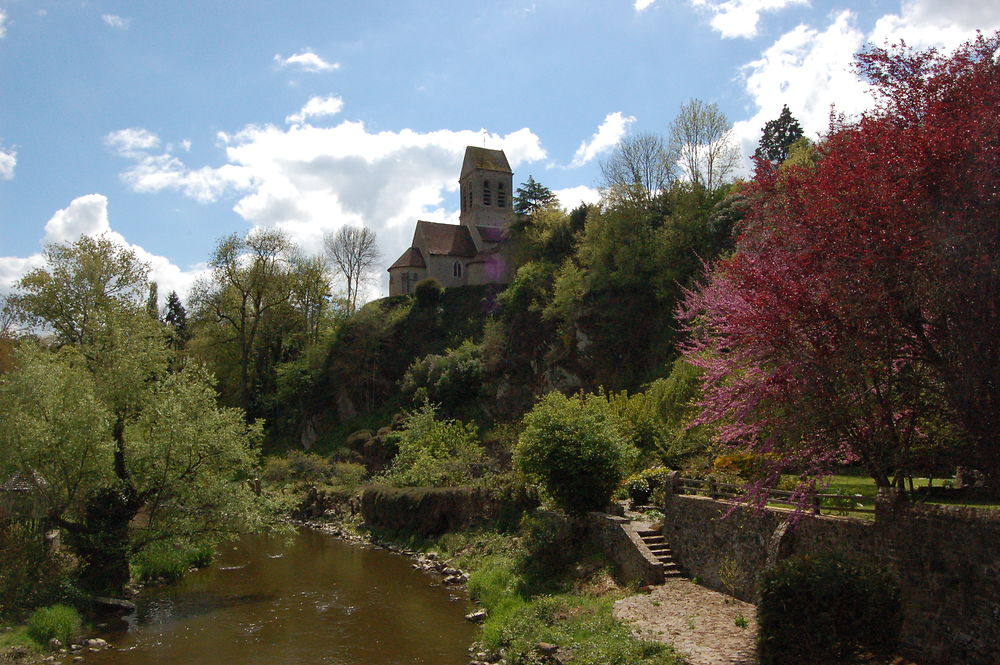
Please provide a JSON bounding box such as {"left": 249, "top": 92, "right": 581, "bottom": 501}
{"left": 131, "top": 541, "right": 215, "bottom": 584}
{"left": 26, "top": 604, "right": 81, "bottom": 648}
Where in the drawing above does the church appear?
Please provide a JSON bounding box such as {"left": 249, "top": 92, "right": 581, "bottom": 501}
{"left": 387, "top": 146, "right": 515, "bottom": 296}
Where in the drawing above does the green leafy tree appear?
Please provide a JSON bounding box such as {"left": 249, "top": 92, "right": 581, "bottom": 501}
{"left": 513, "top": 175, "right": 559, "bottom": 217}
{"left": 10, "top": 234, "right": 149, "bottom": 347}
{"left": 190, "top": 229, "right": 294, "bottom": 413}
{"left": 753, "top": 105, "right": 805, "bottom": 165}
{"left": 1, "top": 237, "right": 271, "bottom": 596}
{"left": 514, "top": 391, "right": 637, "bottom": 515}
{"left": 145, "top": 282, "right": 159, "bottom": 320}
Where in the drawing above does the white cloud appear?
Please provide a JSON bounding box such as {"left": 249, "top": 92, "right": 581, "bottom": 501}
{"left": 107, "top": 115, "right": 547, "bottom": 286}
{"left": 634, "top": 0, "right": 657, "bottom": 11}
{"left": 0, "top": 146, "right": 15, "bottom": 180}
{"left": 731, "top": 11, "right": 868, "bottom": 174}
{"left": 731, "top": 3, "right": 1000, "bottom": 177}
{"left": 554, "top": 185, "right": 602, "bottom": 211}
{"left": 870, "top": 0, "right": 1000, "bottom": 51}
{"left": 43, "top": 194, "right": 112, "bottom": 244}
{"left": 691, "top": 0, "right": 808, "bottom": 39}
{"left": 569, "top": 111, "right": 635, "bottom": 168}
{"left": 274, "top": 50, "right": 340, "bottom": 73}
{"left": 102, "top": 14, "right": 130, "bottom": 30}
{"left": 0, "top": 9, "right": 7, "bottom": 38}
{"left": 105, "top": 128, "right": 161, "bottom": 157}
{"left": 1, "top": 194, "right": 206, "bottom": 301}
{"left": 285, "top": 95, "right": 345, "bottom": 125}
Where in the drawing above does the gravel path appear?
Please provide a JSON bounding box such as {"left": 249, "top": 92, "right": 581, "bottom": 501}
{"left": 614, "top": 578, "right": 758, "bottom": 665}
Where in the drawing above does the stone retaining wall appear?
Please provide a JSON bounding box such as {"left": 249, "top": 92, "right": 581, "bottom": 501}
{"left": 661, "top": 475, "right": 1000, "bottom": 665}
{"left": 587, "top": 512, "right": 664, "bottom": 586}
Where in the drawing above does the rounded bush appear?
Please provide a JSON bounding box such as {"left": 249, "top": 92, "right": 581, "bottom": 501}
{"left": 413, "top": 278, "right": 442, "bottom": 307}
{"left": 514, "top": 391, "right": 637, "bottom": 515}
{"left": 757, "top": 553, "right": 901, "bottom": 665}
{"left": 621, "top": 466, "right": 669, "bottom": 506}
{"left": 27, "top": 604, "right": 81, "bottom": 648}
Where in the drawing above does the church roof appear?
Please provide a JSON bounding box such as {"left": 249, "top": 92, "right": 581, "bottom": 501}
{"left": 415, "top": 221, "right": 478, "bottom": 257}
{"left": 388, "top": 246, "right": 426, "bottom": 270}
{"left": 460, "top": 146, "right": 512, "bottom": 180}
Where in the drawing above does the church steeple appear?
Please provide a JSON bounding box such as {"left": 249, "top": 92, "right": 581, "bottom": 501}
{"left": 459, "top": 146, "right": 514, "bottom": 228}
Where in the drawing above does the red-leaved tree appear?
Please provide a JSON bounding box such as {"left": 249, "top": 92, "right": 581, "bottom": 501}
{"left": 681, "top": 33, "right": 1000, "bottom": 492}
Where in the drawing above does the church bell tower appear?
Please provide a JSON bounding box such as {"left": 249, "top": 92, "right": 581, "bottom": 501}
{"left": 458, "top": 146, "right": 514, "bottom": 229}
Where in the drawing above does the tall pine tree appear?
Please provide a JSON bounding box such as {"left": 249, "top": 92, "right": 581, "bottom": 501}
{"left": 164, "top": 290, "right": 189, "bottom": 349}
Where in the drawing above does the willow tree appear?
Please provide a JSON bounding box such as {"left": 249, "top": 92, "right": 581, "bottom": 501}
{"left": 2, "top": 236, "right": 271, "bottom": 596}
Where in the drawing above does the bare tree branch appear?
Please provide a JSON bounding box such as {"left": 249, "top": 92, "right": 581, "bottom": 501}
{"left": 668, "top": 99, "right": 741, "bottom": 192}
{"left": 324, "top": 226, "right": 380, "bottom": 313}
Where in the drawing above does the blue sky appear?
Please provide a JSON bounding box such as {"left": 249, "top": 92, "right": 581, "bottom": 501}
{"left": 1, "top": 0, "right": 995, "bottom": 301}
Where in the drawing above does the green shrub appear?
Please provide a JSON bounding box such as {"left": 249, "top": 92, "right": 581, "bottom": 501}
{"left": 621, "top": 467, "right": 670, "bottom": 506}
{"left": 26, "top": 604, "right": 81, "bottom": 648}
{"left": 413, "top": 278, "right": 442, "bottom": 307}
{"left": 514, "top": 391, "right": 638, "bottom": 515}
{"left": 0, "top": 519, "right": 68, "bottom": 620}
{"left": 262, "top": 451, "right": 332, "bottom": 487}
{"left": 331, "top": 462, "right": 367, "bottom": 489}
{"left": 381, "top": 403, "right": 485, "bottom": 487}
{"left": 757, "top": 553, "right": 901, "bottom": 665}
{"left": 132, "top": 541, "right": 215, "bottom": 583}
{"left": 400, "top": 340, "right": 485, "bottom": 412}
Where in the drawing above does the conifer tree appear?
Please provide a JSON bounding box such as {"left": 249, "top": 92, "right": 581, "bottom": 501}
{"left": 164, "top": 290, "right": 189, "bottom": 348}
{"left": 514, "top": 176, "right": 558, "bottom": 216}
{"left": 754, "top": 105, "right": 805, "bottom": 165}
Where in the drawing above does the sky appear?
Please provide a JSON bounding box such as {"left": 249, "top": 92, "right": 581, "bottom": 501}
{"left": 1, "top": 0, "right": 998, "bottom": 303}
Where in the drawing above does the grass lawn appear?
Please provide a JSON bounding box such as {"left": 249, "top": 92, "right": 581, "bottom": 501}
{"left": 816, "top": 472, "right": 1000, "bottom": 515}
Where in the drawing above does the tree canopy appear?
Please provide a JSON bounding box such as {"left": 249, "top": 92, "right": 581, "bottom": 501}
{"left": 681, "top": 33, "right": 1000, "bottom": 490}
{"left": 1, "top": 236, "right": 272, "bottom": 595}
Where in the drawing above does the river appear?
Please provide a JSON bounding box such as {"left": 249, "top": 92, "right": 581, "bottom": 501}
{"left": 85, "top": 527, "right": 477, "bottom": 665}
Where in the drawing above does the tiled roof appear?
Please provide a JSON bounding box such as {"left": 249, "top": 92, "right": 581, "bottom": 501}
{"left": 460, "top": 147, "right": 512, "bottom": 179}
{"left": 415, "top": 221, "right": 478, "bottom": 257}
{"left": 388, "top": 246, "right": 426, "bottom": 270}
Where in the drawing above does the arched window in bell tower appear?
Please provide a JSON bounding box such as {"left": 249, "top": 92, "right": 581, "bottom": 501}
{"left": 497, "top": 182, "right": 506, "bottom": 208}
{"left": 482, "top": 180, "right": 492, "bottom": 206}
{"left": 453, "top": 261, "right": 462, "bottom": 278}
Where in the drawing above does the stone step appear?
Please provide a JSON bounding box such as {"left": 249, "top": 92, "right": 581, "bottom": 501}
{"left": 637, "top": 529, "right": 661, "bottom": 538}
{"left": 642, "top": 535, "right": 666, "bottom": 544}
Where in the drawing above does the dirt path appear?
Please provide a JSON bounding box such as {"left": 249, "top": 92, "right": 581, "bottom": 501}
{"left": 613, "top": 578, "right": 758, "bottom": 665}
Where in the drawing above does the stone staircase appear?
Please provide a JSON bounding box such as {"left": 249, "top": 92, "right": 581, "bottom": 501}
{"left": 636, "top": 528, "right": 683, "bottom": 579}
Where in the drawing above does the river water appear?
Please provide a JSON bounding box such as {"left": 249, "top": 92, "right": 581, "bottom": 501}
{"left": 85, "top": 527, "right": 476, "bottom": 665}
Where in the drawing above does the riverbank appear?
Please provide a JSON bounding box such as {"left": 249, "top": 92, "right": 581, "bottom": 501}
{"left": 302, "top": 508, "right": 685, "bottom": 665}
